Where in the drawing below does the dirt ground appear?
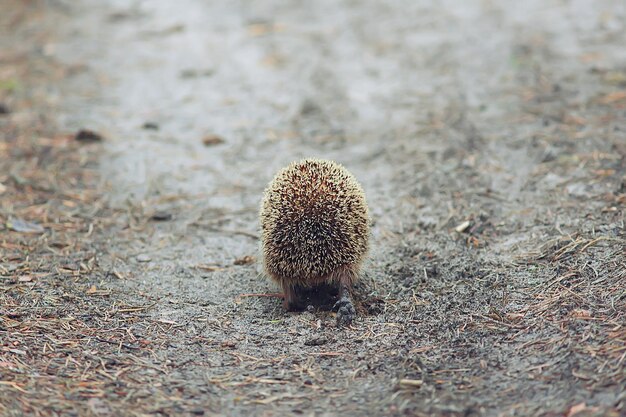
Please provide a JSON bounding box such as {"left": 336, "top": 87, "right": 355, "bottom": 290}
{"left": 1, "top": 1, "right": 625, "bottom": 416}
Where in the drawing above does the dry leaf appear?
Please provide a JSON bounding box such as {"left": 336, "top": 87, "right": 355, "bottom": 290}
{"left": 571, "top": 309, "right": 591, "bottom": 318}
{"left": 195, "top": 264, "right": 224, "bottom": 272}
{"left": 566, "top": 402, "right": 586, "bottom": 417}
{"left": 506, "top": 313, "right": 525, "bottom": 322}
{"left": 234, "top": 255, "right": 255, "bottom": 265}
{"left": 598, "top": 90, "right": 626, "bottom": 104}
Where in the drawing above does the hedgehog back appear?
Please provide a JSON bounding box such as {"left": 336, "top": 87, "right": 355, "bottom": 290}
{"left": 260, "top": 159, "right": 369, "bottom": 286}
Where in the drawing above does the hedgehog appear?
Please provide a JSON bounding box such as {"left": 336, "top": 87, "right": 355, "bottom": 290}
{"left": 260, "top": 158, "right": 370, "bottom": 325}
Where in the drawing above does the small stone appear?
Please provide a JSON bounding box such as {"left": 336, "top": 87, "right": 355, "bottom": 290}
{"left": 299, "top": 98, "right": 322, "bottom": 116}
{"left": 454, "top": 220, "right": 471, "bottom": 233}
{"left": 566, "top": 183, "right": 589, "bottom": 197}
{"left": 75, "top": 129, "right": 103, "bottom": 142}
{"left": 180, "top": 68, "right": 214, "bottom": 78}
{"left": 304, "top": 336, "right": 328, "bottom": 346}
{"left": 142, "top": 122, "right": 159, "bottom": 130}
{"left": 136, "top": 254, "right": 152, "bottom": 263}
{"left": 202, "top": 134, "right": 225, "bottom": 146}
{"left": 0, "top": 103, "right": 9, "bottom": 115}
{"left": 150, "top": 211, "right": 172, "bottom": 221}
{"left": 7, "top": 218, "right": 44, "bottom": 234}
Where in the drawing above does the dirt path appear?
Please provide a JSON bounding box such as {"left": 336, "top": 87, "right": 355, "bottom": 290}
{"left": 1, "top": 1, "right": 625, "bottom": 416}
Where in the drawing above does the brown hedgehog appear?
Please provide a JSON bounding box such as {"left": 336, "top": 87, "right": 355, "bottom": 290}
{"left": 260, "top": 158, "right": 370, "bottom": 325}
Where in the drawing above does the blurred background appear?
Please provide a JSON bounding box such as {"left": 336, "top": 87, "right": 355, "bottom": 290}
{"left": 1, "top": 1, "right": 625, "bottom": 416}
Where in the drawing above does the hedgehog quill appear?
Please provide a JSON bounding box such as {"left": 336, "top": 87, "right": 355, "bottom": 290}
{"left": 260, "top": 159, "right": 370, "bottom": 325}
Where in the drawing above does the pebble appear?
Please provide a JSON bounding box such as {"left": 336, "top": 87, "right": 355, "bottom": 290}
{"left": 150, "top": 211, "right": 172, "bottom": 221}
{"left": 136, "top": 254, "right": 152, "bottom": 263}
{"left": 75, "top": 129, "right": 103, "bottom": 142}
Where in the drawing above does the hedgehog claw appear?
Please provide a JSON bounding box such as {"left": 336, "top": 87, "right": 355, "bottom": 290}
{"left": 334, "top": 297, "right": 355, "bottom": 326}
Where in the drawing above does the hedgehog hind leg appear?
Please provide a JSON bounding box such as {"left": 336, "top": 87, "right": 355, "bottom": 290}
{"left": 333, "top": 266, "right": 358, "bottom": 326}
{"left": 334, "top": 285, "right": 356, "bottom": 326}
{"left": 282, "top": 284, "right": 305, "bottom": 311}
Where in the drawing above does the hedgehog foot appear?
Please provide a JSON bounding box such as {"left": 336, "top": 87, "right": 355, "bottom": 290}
{"left": 334, "top": 296, "right": 356, "bottom": 326}
{"left": 334, "top": 282, "right": 356, "bottom": 326}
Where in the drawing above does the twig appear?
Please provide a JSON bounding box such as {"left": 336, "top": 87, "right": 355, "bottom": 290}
{"left": 238, "top": 293, "right": 284, "bottom": 298}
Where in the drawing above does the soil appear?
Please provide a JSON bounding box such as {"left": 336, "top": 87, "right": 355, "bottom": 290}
{"left": 1, "top": 1, "right": 625, "bottom": 416}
